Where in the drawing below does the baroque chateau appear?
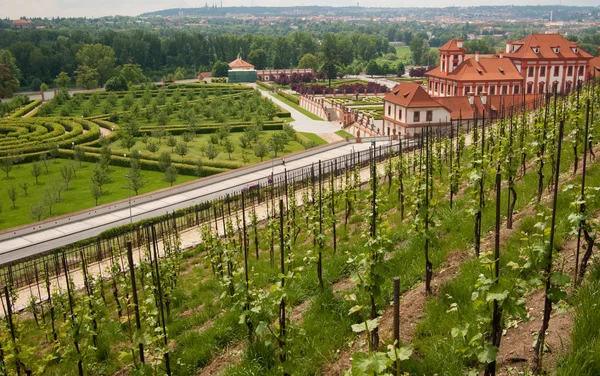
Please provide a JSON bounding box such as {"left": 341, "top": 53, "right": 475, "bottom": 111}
{"left": 383, "top": 34, "right": 600, "bottom": 137}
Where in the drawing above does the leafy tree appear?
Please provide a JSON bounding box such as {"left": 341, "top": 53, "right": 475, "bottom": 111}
{"left": 174, "top": 67, "right": 186, "bottom": 81}
{"left": 75, "top": 65, "right": 100, "bottom": 89}
{"left": 54, "top": 72, "right": 71, "bottom": 89}
{"left": 195, "top": 158, "right": 203, "bottom": 178}
{"left": 119, "top": 64, "right": 146, "bottom": 84}
{"left": 91, "top": 163, "right": 109, "bottom": 193}
{"left": 409, "top": 37, "right": 428, "bottom": 66}
{"left": 0, "top": 154, "right": 15, "bottom": 179}
{"left": 147, "top": 142, "right": 159, "bottom": 154}
{"left": 365, "top": 60, "right": 380, "bottom": 77}
{"left": 212, "top": 60, "right": 230, "bottom": 78}
{"left": 76, "top": 43, "right": 116, "bottom": 87}
{"left": 239, "top": 134, "right": 251, "bottom": 149}
{"left": 205, "top": 143, "right": 220, "bottom": 160}
{"left": 464, "top": 39, "right": 496, "bottom": 54}
{"left": 74, "top": 146, "right": 85, "bottom": 167}
{"left": 30, "top": 77, "right": 42, "bottom": 91}
{"left": 248, "top": 49, "right": 268, "bottom": 70}
{"left": 120, "top": 132, "right": 136, "bottom": 151}
{"left": 269, "top": 133, "right": 287, "bottom": 157}
{"left": 166, "top": 134, "right": 177, "bottom": 152}
{"left": 182, "top": 132, "right": 194, "bottom": 143}
{"left": 422, "top": 49, "right": 439, "bottom": 66}
{"left": 43, "top": 186, "right": 59, "bottom": 215}
{"left": 90, "top": 183, "right": 102, "bottom": 206}
{"left": 7, "top": 186, "right": 17, "bottom": 208}
{"left": 127, "top": 159, "right": 145, "bottom": 195}
{"left": 164, "top": 166, "right": 178, "bottom": 186}
{"left": 217, "top": 125, "right": 231, "bottom": 142}
{"left": 298, "top": 53, "right": 319, "bottom": 70}
{"left": 253, "top": 139, "right": 269, "bottom": 161}
{"left": 0, "top": 50, "right": 21, "bottom": 81}
{"left": 31, "top": 162, "right": 42, "bottom": 184}
{"left": 19, "top": 182, "right": 29, "bottom": 197}
{"left": 105, "top": 75, "right": 128, "bottom": 91}
{"left": 0, "top": 64, "right": 19, "bottom": 98}
{"left": 318, "top": 33, "right": 340, "bottom": 87}
{"left": 223, "top": 138, "right": 235, "bottom": 159}
{"left": 396, "top": 62, "right": 406, "bottom": 77}
{"left": 175, "top": 142, "right": 189, "bottom": 158}
{"left": 29, "top": 201, "right": 45, "bottom": 221}
{"left": 60, "top": 163, "right": 74, "bottom": 189}
{"left": 158, "top": 152, "right": 172, "bottom": 172}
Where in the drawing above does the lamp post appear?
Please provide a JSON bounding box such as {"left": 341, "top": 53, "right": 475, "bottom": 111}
{"left": 125, "top": 174, "right": 133, "bottom": 225}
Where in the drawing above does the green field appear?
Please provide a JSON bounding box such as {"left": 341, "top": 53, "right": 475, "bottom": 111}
{"left": 0, "top": 159, "right": 196, "bottom": 230}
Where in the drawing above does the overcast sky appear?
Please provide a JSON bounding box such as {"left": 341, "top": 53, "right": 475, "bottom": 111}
{"left": 3, "top": 0, "right": 597, "bottom": 19}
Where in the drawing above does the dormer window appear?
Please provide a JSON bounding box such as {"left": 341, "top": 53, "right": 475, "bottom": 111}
{"left": 553, "top": 47, "right": 560, "bottom": 54}
{"left": 572, "top": 47, "right": 579, "bottom": 54}
{"left": 533, "top": 48, "right": 539, "bottom": 54}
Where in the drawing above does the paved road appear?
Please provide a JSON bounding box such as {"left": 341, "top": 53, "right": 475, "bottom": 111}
{"left": 0, "top": 140, "right": 393, "bottom": 265}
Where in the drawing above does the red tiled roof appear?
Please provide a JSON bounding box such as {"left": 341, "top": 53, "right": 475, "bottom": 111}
{"left": 426, "top": 57, "right": 522, "bottom": 81}
{"left": 433, "top": 97, "right": 473, "bottom": 120}
{"left": 384, "top": 82, "right": 445, "bottom": 108}
{"left": 439, "top": 39, "right": 466, "bottom": 52}
{"left": 229, "top": 58, "right": 254, "bottom": 69}
{"left": 504, "top": 34, "right": 593, "bottom": 60}
{"left": 433, "top": 94, "right": 542, "bottom": 120}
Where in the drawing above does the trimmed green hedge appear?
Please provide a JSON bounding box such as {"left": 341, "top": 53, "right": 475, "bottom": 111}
{"left": 256, "top": 80, "right": 272, "bottom": 90}
{"left": 277, "top": 90, "right": 299, "bottom": 105}
{"left": 9, "top": 100, "right": 41, "bottom": 118}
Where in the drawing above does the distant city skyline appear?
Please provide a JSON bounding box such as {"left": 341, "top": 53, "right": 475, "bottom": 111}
{"left": 3, "top": 0, "right": 598, "bottom": 19}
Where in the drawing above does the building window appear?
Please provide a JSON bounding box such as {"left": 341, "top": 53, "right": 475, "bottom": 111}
{"left": 413, "top": 111, "right": 420, "bottom": 122}
{"left": 567, "top": 66, "right": 573, "bottom": 76}
{"left": 528, "top": 67, "right": 534, "bottom": 77}
{"left": 441, "top": 84, "right": 445, "bottom": 94}
{"left": 398, "top": 109, "right": 402, "bottom": 120}
{"left": 429, "top": 82, "right": 433, "bottom": 90}
{"left": 388, "top": 106, "right": 391, "bottom": 116}
{"left": 502, "top": 85, "right": 508, "bottom": 95}
{"left": 554, "top": 66, "right": 560, "bottom": 76}
{"left": 539, "top": 82, "right": 545, "bottom": 93}
{"left": 426, "top": 111, "right": 433, "bottom": 122}
{"left": 489, "top": 86, "right": 496, "bottom": 95}
{"left": 540, "top": 66, "right": 546, "bottom": 76}
{"left": 579, "top": 66, "right": 584, "bottom": 76}
{"left": 514, "top": 85, "right": 520, "bottom": 94}
{"left": 434, "top": 82, "right": 438, "bottom": 91}
{"left": 527, "top": 83, "right": 533, "bottom": 94}
{"left": 465, "top": 86, "right": 471, "bottom": 93}
{"left": 477, "top": 86, "right": 483, "bottom": 94}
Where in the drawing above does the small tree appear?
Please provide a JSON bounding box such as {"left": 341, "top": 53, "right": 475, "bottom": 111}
{"left": 158, "top": 152, "right": 172, "bottom": 172}
{"left": 90, "top": 183, "right": 102, "bottom": 205}
{"left": 30, "top": 202, "right": 45, "bottom": 222}
{"left": 166, "top": 134, "right": 177, "bottom": 152}
{"left": 223, "top": 138, "right": 235, "bottom": 159}
{"left": 19, "top": 182, "right": 29, "bottom": 197}
{"left": 7, "top": 186, "right": 17, "bottom": 208}
{"left": 147, "top": 142, "right": 159, "bottom": 154}
{"left": 217, "top": 125, "right": 231, "bottom": 143}
{"left": 174, "top": 142, "right": 189, "bottom": 158}
{"left": 31, "top": 162, "right": 42, "bottom": 184}
{"left": 120, "top": 133, "right": 136, "bottom": 151}
{"left": 39, "top": 153, "right": 51, "bottom": 173}
{"left": 164, "top": 166, "right": 178, "bottom": 186}
{"left": 0, "top": 155, "right": 15, "bottom": 179}
{"left": 195, "top": 158, "right": 203, "bottom": 178}
{"left": 128, "top": 160, "right": 146, "bottom": 195}
{"left": 43, "top": 187, "right": 58, "bottom": 215}
{"left": 268, "top": 133, "right": 287, "bottom": 157}
{"left": 61, "top": 163, "right": 74, "bottom": 189}
{"left": 205, "top": 143, "right": 220, "bottom": 160}
{"left": 91, "top": 163, "right": 109, "bottom": 193}
{"left": 239, "top": 134, "right": 251, "bottom": 149}
{"left": 183, "top": 132, "right": 194, "bottom": 143}
{"left": 253, "top": 139, "right": 269, "bottom": 161}
{"left": 74, "top": 146, "right": 85, "bottom": 167}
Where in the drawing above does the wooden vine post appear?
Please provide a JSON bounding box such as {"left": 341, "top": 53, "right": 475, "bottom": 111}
{"left": 242, "top": 192, "right": 253, "bottom": 342}
{"left": 424, "top": 125, "right": 433, "bottom": 295}
{"left": 532, "top": 120, "right": 564, "bottom": 374}
{"left": 126, "top": 241, "right": 145, "bottom": 364}
{"left": 278, "top": 199, "right": 289, "bottom": 376}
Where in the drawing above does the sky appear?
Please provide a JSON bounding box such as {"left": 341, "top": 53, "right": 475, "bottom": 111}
{"left": 3, "top": 0, "right": 598, "bottom": 19}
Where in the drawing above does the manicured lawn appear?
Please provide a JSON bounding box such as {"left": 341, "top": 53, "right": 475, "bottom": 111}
{"left": 270, "top": 93, "right": 324, "bottom": 121}
{"left": 335, "top": 130, "right": 355, "bottom": 139}
{"left": 110, "top": 130, "right": 307, "bottom": 166}
{"left": 0, "top": 159, "right": 196, "bottom": 230}
{"left": 300, "top": 132, "right": 328, "bottom": 146}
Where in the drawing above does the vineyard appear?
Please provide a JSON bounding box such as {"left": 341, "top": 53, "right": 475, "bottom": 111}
{"left": 0, "top": 83, "right": 598, "bottom": 376}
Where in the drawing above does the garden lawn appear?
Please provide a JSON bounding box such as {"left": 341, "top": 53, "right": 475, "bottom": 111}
{"left": 0, "top": 159, "right": 196, "bottom": 230}
{"left": 109, "top": 131, "right": 307, "bottom": 165}
{"left": 299, "top": 132, "right": 328, "bottom": 146}
{"left": 335, "top": 130, "right": 355, "bottom": 139}
{"left": 270, "top": 93, "right": 324, "bottom": 121}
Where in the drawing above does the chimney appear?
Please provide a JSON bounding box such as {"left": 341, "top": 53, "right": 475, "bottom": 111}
{"left": 505, "top": 43, "right": 511, "bottom": 54}
{"left": 468, "top": 93, "right": 475, "bottom": 105}
{"left": 480, "top": 91, "right": 487, "bottom": 105}
{"left": 475, "top": 51, "right": 480, "bottom": 63}
{"left": 498, "top": 52, "right": 503, "bottom": 59}
{"left": 457, "top": 40, "right": 463, "bottom": 48}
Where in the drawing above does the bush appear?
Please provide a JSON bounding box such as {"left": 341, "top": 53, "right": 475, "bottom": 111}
{"left": 276, "top": 90, "right": 299, "bottom": 105}
{"left": 105, "top": 75, "right": 128, "bottom": 92}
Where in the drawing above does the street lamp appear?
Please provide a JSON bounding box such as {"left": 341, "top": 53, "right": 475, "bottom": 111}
{"left": 125, "top": 175, "right": 133, "bottom": 224}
